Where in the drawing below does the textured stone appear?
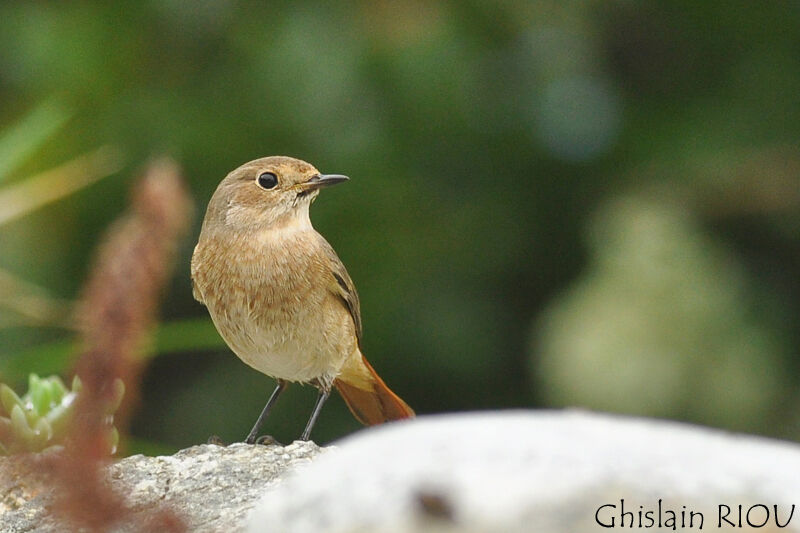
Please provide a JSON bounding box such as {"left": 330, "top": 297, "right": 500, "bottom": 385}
{"left": 0, "top": 441, "right": 322, "bottom": 532}
{"left": 4, "top": 411, "right": 800, "bottom": 533}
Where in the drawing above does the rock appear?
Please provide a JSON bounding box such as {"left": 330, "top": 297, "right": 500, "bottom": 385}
{"left": 4, "top": 411, "right": 800, "bottom": 533}
{"left": 247, "top": 411, "right": 800, "bottom": 533}
{"left": 0, "top": 441, "right": 322, "bottom": 532}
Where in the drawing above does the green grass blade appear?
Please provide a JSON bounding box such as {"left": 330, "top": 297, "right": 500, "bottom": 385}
{"left": 0, "top": 146, "right": 124, "bottom": 227}
{"left": 0, "top": 99, "right": 73, "bottom": 184}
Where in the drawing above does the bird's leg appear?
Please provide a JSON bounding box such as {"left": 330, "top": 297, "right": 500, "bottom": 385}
{"left": 300, "top": 386, "right": 331, "bottom": 442}
{"left": 245, "top": 379, "right": 288, "bottom": 444}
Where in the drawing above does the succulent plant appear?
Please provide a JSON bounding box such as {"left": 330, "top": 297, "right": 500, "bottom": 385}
{"left": 0, "top": 374, "right": 124, "bottom": 455}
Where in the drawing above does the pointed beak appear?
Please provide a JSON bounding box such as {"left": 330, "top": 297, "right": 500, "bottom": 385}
{"left": 302, "top": 173, "right": 349, "bottom": 191}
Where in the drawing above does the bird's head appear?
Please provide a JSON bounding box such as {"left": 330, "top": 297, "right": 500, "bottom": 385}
{"left": 203, "top": 156, "right": 348, "bottom": 232}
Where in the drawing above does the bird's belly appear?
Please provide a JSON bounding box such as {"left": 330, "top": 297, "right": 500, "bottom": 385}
{"left": 192, "top": 230, "right": 355, "bottom": 386}
{"left": 207, "top": 291, "right": 349, "bottom": 385}
{"left": 229, "top": 319, "right": 335, "bottom": 382}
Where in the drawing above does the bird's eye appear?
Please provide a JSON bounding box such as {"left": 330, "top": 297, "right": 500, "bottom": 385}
{"left": 257, "top": 172, "right": 278, "bottom": 190}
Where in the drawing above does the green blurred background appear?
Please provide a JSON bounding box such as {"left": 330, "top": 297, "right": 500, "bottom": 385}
{"left": 1, "top": 1, "right": 799, "bottom": 452}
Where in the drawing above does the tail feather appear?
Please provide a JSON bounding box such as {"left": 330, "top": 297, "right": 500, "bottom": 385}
{"left": 335, "top": 356, "right": 414, "bottom": 426}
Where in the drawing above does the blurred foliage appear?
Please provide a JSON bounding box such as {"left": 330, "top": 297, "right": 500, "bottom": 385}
{"left": 0, "top": 374, "right": 123, "bottom": 455}
{"left": 0, "top": 2, "right": 798, "bottom": 450}
{"left": 534, "top": 196, "right": 791, "bottom": 434}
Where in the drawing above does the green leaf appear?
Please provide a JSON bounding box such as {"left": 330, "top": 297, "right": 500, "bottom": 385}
{"left": 29, "top": 419, "right": 50, "bottom": 452}
{"left": 0, "top": 372, "right": 126, "bottom": 454}
{"left": 0, "top": 98, "right": 72, "bottom": 184}
{"left": 47, "top": 376, "right": 68, "bottom": 404}
{"left": 10, "top": 404, "right": 33, "bottom": 442}
{"left": 45, "top": 394, "right": 76, "bottom": 439}
{"left": 30, "top": 374, "right": 51, "bottom": 416}
{"left": 21, "top": 401, "right": 39, "bottom": 427}
{"left": 0, "top": 384, "right": 23, "bottom": 415}
{"left": 34, "top": 417, "right": 53, "bottom": 443}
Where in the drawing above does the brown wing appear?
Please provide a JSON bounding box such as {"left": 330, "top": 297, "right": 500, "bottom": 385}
{"left": 321, "top": 239, "right": 363, "bottom": 347}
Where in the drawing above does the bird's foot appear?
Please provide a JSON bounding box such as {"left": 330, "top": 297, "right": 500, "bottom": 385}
{"left": 207, "top": 435, "right": 226, "bottom": 446}
{"left": 254, "top": 435, "right": 282, "bottom": 446}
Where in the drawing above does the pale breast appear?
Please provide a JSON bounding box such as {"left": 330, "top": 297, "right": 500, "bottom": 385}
{"left": 191, "top": 229, "right": 355, "bottom": 384}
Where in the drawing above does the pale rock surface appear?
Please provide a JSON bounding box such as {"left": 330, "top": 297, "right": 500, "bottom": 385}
{"left": 247, "top": 411, "right": 800, "bottom": 533}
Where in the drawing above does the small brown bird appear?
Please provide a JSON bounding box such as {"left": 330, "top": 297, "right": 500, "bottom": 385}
{"left": 191, "top": 156, "right": 414, "bottom": 442}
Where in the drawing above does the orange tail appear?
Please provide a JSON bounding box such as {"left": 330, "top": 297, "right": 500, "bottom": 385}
{"left": 335, "top": 355, "right": 415, "bottom": 426}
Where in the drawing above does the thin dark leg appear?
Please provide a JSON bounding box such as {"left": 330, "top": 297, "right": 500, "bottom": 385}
{"left": 300, "top": 389, "right": 330, "bottom": 442}
{"left": 245, "top": 380, "right": 287, "bottom": 444}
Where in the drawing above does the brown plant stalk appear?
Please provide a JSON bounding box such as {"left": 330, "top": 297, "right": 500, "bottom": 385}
{"left": 48, "top": 158, "right": 193, "bottom": 532}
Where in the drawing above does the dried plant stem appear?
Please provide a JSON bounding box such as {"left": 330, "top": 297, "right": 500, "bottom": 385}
{"left": 48, "top": 157, "right": 192, "bottom": 533}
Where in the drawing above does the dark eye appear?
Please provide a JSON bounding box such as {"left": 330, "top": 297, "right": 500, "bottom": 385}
{"left": 257, "top": 172, "right": 278, "bottom": 189}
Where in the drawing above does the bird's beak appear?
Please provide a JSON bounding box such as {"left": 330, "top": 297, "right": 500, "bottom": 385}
{"left": 301, "top": 174, "right": 349, "bottom": 191}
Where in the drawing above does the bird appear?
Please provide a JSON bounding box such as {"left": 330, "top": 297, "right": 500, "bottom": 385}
{"left": 191, "top": 156, "right": 414, "bottom": 442}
